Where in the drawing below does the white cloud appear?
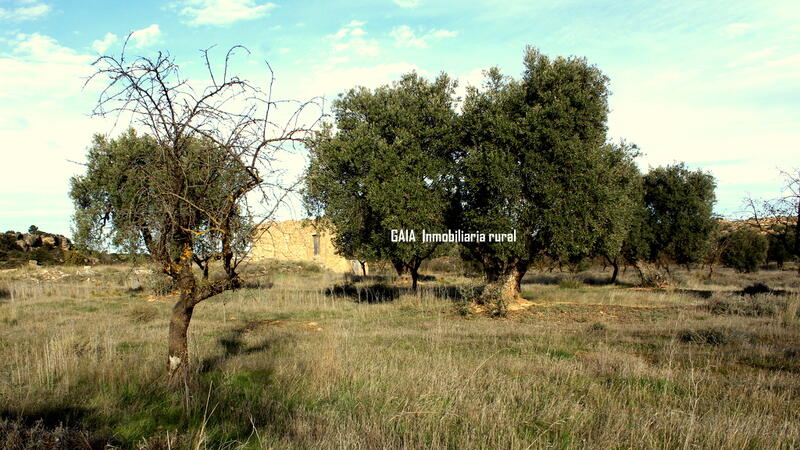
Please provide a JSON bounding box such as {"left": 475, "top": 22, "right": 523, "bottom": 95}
{"left": 393, "top": 0, "right": 420, "bottom": 8}
{"left": 129, "top": 24, "right": 161, "bottom": 49}
{"left": 0, "top": 1, "right": 50, "bottom": 21}
{"left": 0, "top": 33, "right": 115, "bottom": 235}
{"left": 91, "top": 32, "right": 117, "bottom": 54}
{"left": 9, "top": 32, "right": 89, "bottom": 64}
{"left": 179, "top": 0, "right": 276, "bottom": 26}
{"left": 327, "top": 20, "right": 380, "bottom": 61}
{"left": 721, "top": 23, "right": 754, "bottom": 39}
{"left": 390, "top": 25, "right": 458, "bottom": 49}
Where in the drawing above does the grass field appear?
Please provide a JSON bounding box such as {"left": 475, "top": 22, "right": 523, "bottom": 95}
{"left": 1, "top": 262, "right": 799, "bottom": 449}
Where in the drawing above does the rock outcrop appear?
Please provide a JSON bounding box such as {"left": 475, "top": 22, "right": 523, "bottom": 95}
{"left": 5, "top": 231, "right": 72, "bottom": 253}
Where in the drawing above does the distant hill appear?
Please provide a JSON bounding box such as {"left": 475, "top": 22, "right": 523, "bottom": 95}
{"left": 0, "top": 229, "right": 74, "bottom": 268}
{"left": 718, "top": 216, "right": 797, "bottom": 235}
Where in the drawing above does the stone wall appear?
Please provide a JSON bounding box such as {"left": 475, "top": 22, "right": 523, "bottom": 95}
{"left": 250, "top": 221, "right": 366, "bottom": 274}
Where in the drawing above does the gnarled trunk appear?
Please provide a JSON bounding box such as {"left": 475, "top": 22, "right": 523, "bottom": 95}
{"left": 168, "top": 296, "right": 194, "bottom": 380}
{"left": 481, "top": 260, "right": 528, "bottom": 315}
{"left": 633, "top": 260, "right": 669, "bottom": 287}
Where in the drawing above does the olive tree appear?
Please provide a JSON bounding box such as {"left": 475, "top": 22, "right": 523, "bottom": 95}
{"left": 72, "top": 42, "right": 320, "bottom": 381}
{"left": 304, "top": 72, "right": 459, "bottom": 290}
{"left": 458, "top": 47, "right": 621, "bottom": 304}
{"left": 641, "top": 163, "right": 717, "bottom": 269}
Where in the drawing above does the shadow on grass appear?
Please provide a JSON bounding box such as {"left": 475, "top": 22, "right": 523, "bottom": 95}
{"left": 0, "top": 406, "right": 114, "bottom": 449}
{"left": 324, "top": 282, "right": 400, "bottom": 303}
{"left": 523, "top": 272, "right": 635, "bottom": 287}
{"left": 199, "top": 319, "right": 292, "bottom": 374}
{"left": 1, "top": 320, "right": 305, "bottom": 447}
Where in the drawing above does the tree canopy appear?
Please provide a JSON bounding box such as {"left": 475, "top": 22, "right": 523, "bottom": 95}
{"left": 73, "top": 44, "right": 319, "bottom": 380}
{"left": 641, "top": 163, "right": 717, "bottom": 266}
{"left": 457, "top": 47, "right": 626, "bottom": 303}
{"left": 304, "top": 72, "right": 459, "bottom": 289}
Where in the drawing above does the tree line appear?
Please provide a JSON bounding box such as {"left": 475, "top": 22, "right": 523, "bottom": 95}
{"left": 303, "top": 46, "right": 751, "bottom": 307}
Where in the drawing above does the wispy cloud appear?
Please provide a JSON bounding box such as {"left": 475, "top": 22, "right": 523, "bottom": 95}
{"left": 328, "top": 20, "right": 380, "bottom": 61}
{"left": 389, "top": 25, "right": 457, "bottom": 49}
{"left": 91, "top": 32, "right": 118, "bottom": 54}
{"left": 393, "top": 0, "right": 421, "bottom": 8}
{"left": 721, "top": 23, "right": 754, "bottom": 39}
{"left": 178, "top": 0, "right": 276, "bottom": 26}
{"left": 0, "top": 1, "right": 51, "bottom": 21}
{"left": 129, "top": 24, "right": 161, "bottom": 49}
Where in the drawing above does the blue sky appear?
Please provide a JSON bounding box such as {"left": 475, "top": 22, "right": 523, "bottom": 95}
{"left": 1, "top": 0, "right": 798, "bottom": 236}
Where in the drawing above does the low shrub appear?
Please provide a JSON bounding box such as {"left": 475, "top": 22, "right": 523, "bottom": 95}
{"left": 128, "top": 304, "right": 159, "bottom": 323}
{"left": 587, "top": 322, "right": 608, "bottom": 333}
{"left": 145, "top": 274, "right": 176, "bottom": 295}
{"left": 476, "top": 285, "right": 507, "bottom": 318}
{"left": 708, "top": 295, "right": 780, "bottom": 317}
{"left": 679, "top": 327, "right": 747, "bottom": 346}
{"left": 63, "top": 250, "right": 89, "bottom": 266}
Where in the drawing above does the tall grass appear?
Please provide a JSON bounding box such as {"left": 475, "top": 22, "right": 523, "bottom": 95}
{"left": 0, "top": 264, "right": 798, "bottom": 448}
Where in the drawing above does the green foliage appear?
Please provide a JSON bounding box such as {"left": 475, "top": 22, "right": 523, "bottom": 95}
{"left": 639, "top": 163, "right": 717, "bottom": 265}
{"left": 476, "top": 284, "right": 508, "bottom": 317}
{"left": 459, "top": 46, "right": 622, "bottom": 287}
{"left": 145, "top": 274, "right": 176, "bottom": 296}
{"left": 28, "top": 225, "right": 39, "bottom": 234}
{"left": 766, "top": 224, "right": 796, "bottom": 268}
{"left": 69, "top": 129, "right": 251, "bottom": 264}
{"left": 721, "top": 228, "right": 768, "bottom": 273}
{"left": 305, "top": 72, "right": 459, "bottom": 273}
{"left": 63, "top": 250, "right": 89, "bottom": 266}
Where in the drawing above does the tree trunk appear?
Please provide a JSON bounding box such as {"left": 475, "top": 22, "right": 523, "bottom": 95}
{"left": 359, "top": 260, "right": 367, "bottom": 276}
{"left": 481, "top": 260, "right": 528, "bottom": 315}
{"left": 795, "top": 202, "right": 799, "bottom": 275}
{"left": 633, "top": 260, "right": 669, "bottom": 287}
{"left": 392, "top": 259, "right": 407, "bottom": 277}
{"left": 409, "top": 258, "right": 423, "bottom": 292}
{"left": 168, "top": 296, "right": 194, "bottom": 380}
{"left": 604, "top": 255, "right": 619, "bottom": 284}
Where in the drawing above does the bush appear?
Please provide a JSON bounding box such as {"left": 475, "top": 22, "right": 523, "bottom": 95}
{"left": 708, "top": 295, "right": 780, "bottom": 317}
{"left": 128, "top": 304, "right": 159, "bottom": 323}
{"left": 587, "top": 322, "right": 608, "bottom": 333}
{"left": 721, "top": 228, "right": 768, "bottom": 273}
{"left": 63, "top": 250, "right": 89, "bottom": 266}
{"left": 679, "top": 328, "right": 735, "bottom": 346}
{"left": 145, "top": 274, "right": 176, "bottom": 295}
{"left": 476, "top": 284, "right": 507, "bottom": 318}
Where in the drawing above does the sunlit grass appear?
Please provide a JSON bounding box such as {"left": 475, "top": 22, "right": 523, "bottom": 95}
{"left": 0, "top": 263, "right": 799, "bottom": 448}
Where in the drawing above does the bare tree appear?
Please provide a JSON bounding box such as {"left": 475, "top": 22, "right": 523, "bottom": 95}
{"left": 78, "top": 38, "right": 322, "bottom": 382}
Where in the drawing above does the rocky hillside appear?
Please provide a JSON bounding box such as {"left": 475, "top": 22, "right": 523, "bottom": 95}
{"left": 0, "top": 229, "right": 74, "bottom": 268}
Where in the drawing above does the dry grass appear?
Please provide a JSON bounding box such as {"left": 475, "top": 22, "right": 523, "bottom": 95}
{"left": 0, "top": 264, "right": 798, "bottom": 448}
